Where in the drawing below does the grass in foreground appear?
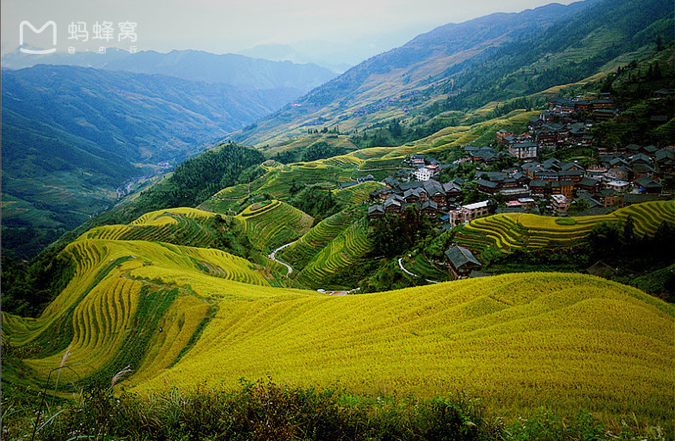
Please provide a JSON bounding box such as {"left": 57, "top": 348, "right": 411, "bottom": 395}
{"left": 5, "top": 379, "right": 664, "bottom": 441}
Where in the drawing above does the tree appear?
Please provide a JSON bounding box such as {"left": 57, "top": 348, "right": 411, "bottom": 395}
{"left": 569, "top": 197, "right": 589, "bottom": 214}
{"left": 621, "top": 216, "right": 637, "bottom": 248}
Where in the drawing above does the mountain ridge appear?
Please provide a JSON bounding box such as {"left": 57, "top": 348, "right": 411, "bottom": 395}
{"left": 0, "top": 65, "right": 297, "bottom": 259}
{"left": 234, "top": 0, "right": 671, "bottom": 147}
{"left": 1, "top": 48, "right": 336, "bottom": 92}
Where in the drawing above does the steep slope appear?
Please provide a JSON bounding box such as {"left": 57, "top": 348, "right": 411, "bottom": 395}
{"left": 235, "top": 0, "right": 672, "bottom": 146}
{"left": 0, "top": 66, "right": 284, "bottom": 259}
{"left": 235, "top": 200, "right": 314, "bottom": 253}
{"left": 294, "top": 218, "right": 373, "bottom": 289}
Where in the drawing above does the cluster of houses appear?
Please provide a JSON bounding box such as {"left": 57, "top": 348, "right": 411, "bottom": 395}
{"left": 367, "top": 137, "right": 672, "bottom": 225}
{"left": 367, "top": 177, "right": 464, "bottom": 220}
{"left": 495, "top": 95, "right": 613, "bottom": 161}
{"left": 360, "top": 92, "right": 673, "bottom": 280}
{"left": 464, "top": 143, "right": 671, "bottom": 215}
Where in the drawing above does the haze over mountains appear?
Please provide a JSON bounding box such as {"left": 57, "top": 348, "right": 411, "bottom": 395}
{"left": 0, "top": 52, "right": 336, "bottom": 259}
{"left": 2, "top": 49, "right": 336, "bottom": 92}
{"left": 235, "top": 0, "right": 672, "bottom": 146}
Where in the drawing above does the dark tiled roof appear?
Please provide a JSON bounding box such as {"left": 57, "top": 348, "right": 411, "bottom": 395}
{"left": 476, "top": 179, "right": 499, "bottom": 188}
{"left": 445, "top": 246, "right": 481, "bottom": 270}
{"left": 578, "top": 177, "right": 599, "bottom": 187}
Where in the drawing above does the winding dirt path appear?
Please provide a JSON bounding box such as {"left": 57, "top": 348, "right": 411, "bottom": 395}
{"left": 397, "top": 257, "right": 440, "bottom": 284}
{"left": 268, "top": 242, "right": 295, "bottom": 276}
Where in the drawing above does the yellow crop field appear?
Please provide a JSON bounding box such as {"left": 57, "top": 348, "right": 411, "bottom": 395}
{"left": 3, "top": 221, "right": 673, "bottom": 427}
{"left": 1, "top": 237, "right": 294, "bottom": 386}
{"left": 85, "top": 208, "right": 222, "bottom": 244}
{"left": 313, "top": 153, "right": 365, "bottom": 168}
{"left": 3, "top": 198, "right": 674, "bottom": 429}
{"left": 457, "top": 201, "right": 675, "bottom": 254}
{"left": 125, "top": 272, "right": 673, "bottom": 426}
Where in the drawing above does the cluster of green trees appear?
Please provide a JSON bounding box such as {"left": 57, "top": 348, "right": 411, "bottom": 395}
{"left": 350, "top": 118, "right": 452, "bottom": 149}
{"left": 356, "top": 260, "right": 428, "bottom": 293}
{"left": 369, "top": 206, "right": 434, "bottom": 258}
{"left": 73, "top": 142, "right": 264, "bottom": 230}
{"left": 300, "top": 142, "right": 348, "bottom": 162}
{"left": 288, "top": 185, "right": 343, "bottom": 221}
{"left": 307, "top": 126, "right": 341, "bottom": 134}
{"left": 270, "top": 141, "right": 349, "bottom": 164}
{"left": 1, "top": 245, "right": 75, "bottom": 317}
{"left": 592, "top": 48, "right": 674, "bottom": 148}
{"left": 142, "top": 142, "right": 265, "bottom": 210}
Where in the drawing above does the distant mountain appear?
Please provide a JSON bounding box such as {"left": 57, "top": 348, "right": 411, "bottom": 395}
{"left": 238, "top": 44, "right": 352, "bottom": 74}
{"left": 235, "top": 0, "right": 673, "bottom": 146}
{"left": 0, "top": 65, "right": 299, "bottom": 259}
{"left": 1, "top": 49, "right": 336, "bottom": 93}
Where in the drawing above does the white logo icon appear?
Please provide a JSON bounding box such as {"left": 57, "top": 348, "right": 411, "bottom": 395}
{"left": 19, "top": 21, "right": 57, "bottom": 54}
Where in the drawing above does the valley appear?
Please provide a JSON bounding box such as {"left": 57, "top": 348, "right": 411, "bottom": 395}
{"left": 1, "top": 0, "right": 674, "bottom": 439}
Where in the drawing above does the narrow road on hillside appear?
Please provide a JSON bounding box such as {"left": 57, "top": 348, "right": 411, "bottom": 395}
{"left": 397, "top": 257, "right": 440, "bottom": 284}
{"left": 269, "top": 242, "right": 295, "bottom": 276}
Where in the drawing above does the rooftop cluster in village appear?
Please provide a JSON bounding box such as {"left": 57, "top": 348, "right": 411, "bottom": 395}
{"left": 366, "top": 94, "right": 672, "bottom": 226}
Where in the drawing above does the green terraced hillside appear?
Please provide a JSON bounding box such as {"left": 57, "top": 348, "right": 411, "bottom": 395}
{"left": 236, "top": 200, "right": 314, "bottom": 253}
{"left": 277, "top": 210, "right": 355, "bottom": 270}
{"left": 400, "top": 254, "right": 450, "bottom": 282}
{"left": 295, "top": 218, "right": 374, "bottom": 289}
{"left": 456, "top": 201, "right": 675, "bottom": 256}
{"left": 333, "top": 181, "right": 385, "bottom": 205}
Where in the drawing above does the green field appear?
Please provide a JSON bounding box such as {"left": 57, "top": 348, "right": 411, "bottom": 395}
{"left": 400, "top": 254, "right": 450, "bottom": 282}
{"left": 235, "top": 200, "right": 314, "bottom": 253}
{"left": 456, "top": 201, "right": 675, "bottom": 256}
{"left": 295, "top": 219, "right": 374, "bottom": 289}
{"left": 277, "top": 210, "right": 355, "bottom": 270}
{"left": 333, "top": 181, "right": 385, "bottom": 205}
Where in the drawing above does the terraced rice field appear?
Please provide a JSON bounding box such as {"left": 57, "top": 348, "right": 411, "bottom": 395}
{"left": 80, "top": 208, "right": 294, "bottom": 287}
{"left": 456, "top": 201, "right": 675, "bottom": 255}
{"left": 124, "top": 272, "right": 673, "bottom": 426}
{"left": 313, "top": 154, "right": 364, "bottom": 168}
{"left": 198, "top": 181, "right": 261, "bottom": 214}
{"left": 1, "top": 238, "right": 279, "bottom": 386}
{"left": 254, "top": 164, "right": 352, "bottom": 198}
{"left": 236, "top": 200, "right": 314, "bottom": 253}
{"left": 3, "top": 225, "right": 673, "bottom": 427}
{"left": 295, "top": 219, "right": 373, "bottom": 289}
{"left": 83, "top": 208, "right": 225, "bottom": 250}
{"left": 277, "top": 210, "right": 354, "bottom": 270}
{"left": 401, "top": 254, "right": 450, "bottom": 282}
{"left": 333, "top": 182, "right": 384, "bottom": 205}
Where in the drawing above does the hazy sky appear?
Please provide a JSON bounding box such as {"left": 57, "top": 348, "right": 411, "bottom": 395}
{"left": 2, "top": 0, "right": 579, "bottom": 60}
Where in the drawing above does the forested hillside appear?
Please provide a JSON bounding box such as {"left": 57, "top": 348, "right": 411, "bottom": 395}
{"left": 1, "top": 66, "right": 283, "bottom": 259}
{"left": 235, "top": 0, "right": 672, "bottom": 146}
